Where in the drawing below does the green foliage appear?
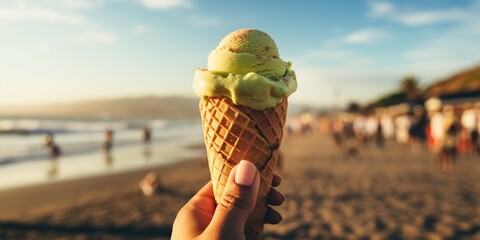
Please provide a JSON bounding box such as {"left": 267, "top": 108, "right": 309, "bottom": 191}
{"left": 400, "top": 75, "right": 419, "bottom": 100}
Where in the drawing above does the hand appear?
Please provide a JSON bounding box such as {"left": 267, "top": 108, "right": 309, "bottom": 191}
{"left": 172, "top": 160, "right": 285, "bottom": 240}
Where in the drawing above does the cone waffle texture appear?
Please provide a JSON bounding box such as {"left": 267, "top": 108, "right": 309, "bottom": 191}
{"left": 199, "top": 97, "right": 287, "bottom": 240}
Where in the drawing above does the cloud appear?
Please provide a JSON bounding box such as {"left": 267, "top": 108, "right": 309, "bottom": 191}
{"left": 0, "top": 1, "right": 88, "bottom": 25}
{"left": 63, "top": 0, "right": 96, "bottom": 9}
{"left": 369, "top": 1, "right": 480, "bottom": 26}
{"left": 395, "top": 10, "right": 469, "bottom": 26}
{"left": 40, "top": 0, "right": 102, "bottom": 10}
{"left": 0, "top": 1, "right": 118, "bottom": 46}
{"left": 187, "top": 14, "right": 221, "bottom": 27}
{"left": 138, "top": 0, "right": 193, "bottom": 9}
{"left": 291, "top": 1, "right": 480, "bottom": 105}
{"left": 72, "top": 31, "right": 116, "bottom": 44}
{"left": 370, "top": 1, "right": 393, "bottom": 16}
{"left": 132, "top": 24, "right": 149, "bottom": 34}
{"left": 343, "top": 29, "right": 388, "bottom": 44}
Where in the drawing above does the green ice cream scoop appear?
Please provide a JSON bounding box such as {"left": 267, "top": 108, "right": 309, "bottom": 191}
{"left": 193, "top": 28, "right": 297, "bottom": 110}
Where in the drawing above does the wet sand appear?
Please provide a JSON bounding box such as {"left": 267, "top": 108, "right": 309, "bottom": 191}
{"left": 1, "top": 133, "right": 479, "bottom": 239}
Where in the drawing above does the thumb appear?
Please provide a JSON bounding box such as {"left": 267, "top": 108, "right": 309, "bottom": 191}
{"left": 206, "top": 160, "right": 260, "bottom": 237}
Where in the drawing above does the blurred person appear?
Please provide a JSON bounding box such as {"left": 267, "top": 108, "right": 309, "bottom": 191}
{"left": 102, "top": 128, "right": 114, "bottom": 153}
{"left": 461, "top": 107, "right": 479, "bottom": 154}
{"left": 473, "top": 126, "right": 480, "bottom": 155}
{"left": 317, "top": 117, "right": 331, "bottom": 134}
{"left": 43, "top": 132, "right": 61, "bottom": 159}
{"left": 299, "top": 111, "right": 314, "bottom": 134}
{"left": 409, "top": 108, "right": 429, "bottom": 153}
{"left": 366, "top": 116, "right": 379, "bottom": 140}
{"left": 343, "top": 120, "right": 359, "bottom": 158}
{"left": 380, "top": 114, "right": 395, "bottom": 140}
{"left": 330, "top": 119, "right": 344, "bottom": 147}
{"left": 172, "top": 161, "right": 284, "bottom": 239}
{"left": 139, "top": 171, "right": 162, "bottom": 196}
{"left": 429, "top": 110, "right": 444, "bottom": 153}
{"left": 142, "top": 125, "right": 152, "bottom": 143}
{"left": 395, "top": 114, "right": 411, "bottom": 144}
{"left": 102, "top": 128, "right": 114, "bottom": 167}
{"left": 343, "top": 120, "right": 355, "bottom": 139}
{"left": 353, "top": 115, "right": 368, "bottom": 147}
{"left": 288, "top": 118, "right": 302, "bottom": 135}
{"left": 457, "top": 127, "right": 472, "bottom": 155}
{"left": 375, "top": 118, "right": 385, "bottom": 149}
{"left": 438, "top": 120, "right": 459, "bottom": 173}
{"left": 416, "top": 110, "right": 429, "bottom": 147}
{"left": 43, "top": 133, "right": 61, "bottom": 178}
{"left": 142, "top": 126, "right": 152, "bottom": 158}
{"left": 475, "top": 104, "right": 480, "bottom": 154}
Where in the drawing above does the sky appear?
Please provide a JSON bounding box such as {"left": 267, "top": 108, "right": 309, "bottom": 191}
{"left": 1, "top": 0, "right": 480, "bottom": 107}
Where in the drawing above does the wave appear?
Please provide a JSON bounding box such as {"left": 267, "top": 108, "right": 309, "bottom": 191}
{"left": 0, "top": 118, "right": 202, "bottom": 165}
{"left": 0, "top": 118, "right": 155, "bottom": 135}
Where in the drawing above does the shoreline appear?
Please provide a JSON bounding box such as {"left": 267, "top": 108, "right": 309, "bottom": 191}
{"left": 0, "top": 158, "right": 207, "bottom": 220}
{"left": 0, "top": 134, "right": 205, "bottom": 191}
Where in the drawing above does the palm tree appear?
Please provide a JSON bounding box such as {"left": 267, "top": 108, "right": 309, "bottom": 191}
{"left": 346, "top": 101, "right": 361, "bottom": 113}
{"left": 400, "top": 75, "right": 419, "bottom": 101}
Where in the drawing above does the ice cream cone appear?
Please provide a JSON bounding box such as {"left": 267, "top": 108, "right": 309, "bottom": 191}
{"left": 200, "top": 96, "right": 287, "bottom": 240}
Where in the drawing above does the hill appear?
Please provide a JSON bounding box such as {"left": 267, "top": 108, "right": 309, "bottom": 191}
{"left": 0, "top": 96, "right": 201, "bottom": 119}
{"left": 424, "top": 64, "right": 480, "bottom": 97}
{"left": 367, "top": 64, "right": 480, "bottom": 108}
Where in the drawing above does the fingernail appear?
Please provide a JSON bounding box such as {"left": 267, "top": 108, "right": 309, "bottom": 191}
{"left": 235, "top": 160, "right": 256, "bottom": 186}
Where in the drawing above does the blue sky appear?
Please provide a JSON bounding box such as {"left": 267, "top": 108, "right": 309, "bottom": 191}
{"left": 1, "top": 0, "right": 479, "bottom": 107}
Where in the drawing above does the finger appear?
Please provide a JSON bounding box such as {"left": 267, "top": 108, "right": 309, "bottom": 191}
{"left": 271, "top": 174, "right": 282, "bottom": 187}
{"left": 194, "top": 181, "right": 214, "bottom": 199}
{"left": 267, "top": 188, "right": 285, "bottom": 206}
{"left": 188, "top": 181, "right": 216, "bottom": 213}
{"left": 172, "top": 181, "right": 215, "bottom": 239}
{"left": 264, "top": 206, "right": 282, "bottom": 225}
{"left": 206, "top": 160, "right": 260, "bottom": 236}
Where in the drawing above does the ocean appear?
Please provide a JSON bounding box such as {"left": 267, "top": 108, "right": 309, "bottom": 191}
{"left": 0, "top": 117, "right": 205, "bottom": 190}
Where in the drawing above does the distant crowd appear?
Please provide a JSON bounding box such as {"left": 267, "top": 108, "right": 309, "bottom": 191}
{"left": 286, "top": 103, "right": 480, "bottom": 172}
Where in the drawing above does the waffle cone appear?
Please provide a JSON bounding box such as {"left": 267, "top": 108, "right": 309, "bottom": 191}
{"left": 199, "top": 97, "right": 287, "bottom": 240}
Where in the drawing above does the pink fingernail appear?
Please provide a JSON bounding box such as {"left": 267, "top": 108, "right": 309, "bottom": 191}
{"left": 235, "top": 160, "right": 256, "bottom": 186}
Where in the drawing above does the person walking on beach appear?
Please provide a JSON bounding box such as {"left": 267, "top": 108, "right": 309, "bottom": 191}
{"left": 472, "top": 127, "right": 480, "bottom": 155}
{"left": 142, "top": 126, "right": 152, "bottom": 157}
{"left": 343, "top": 121, "right": 359, "bottom": 158}
{"left": 330, "top": 119, "right": 344, "bottom": 147}
{"left": 43, "top": 133, "right": 61, "bottom": 178}
{"left": 461, "top": 107, "right": 479, "bottom": 155}
{"left": 102, "top": 128, "right": 114, "bottom": 153}
{"left": 44, "top": 133, "right": 61, "bottom": 158}
{"left": 409, "top": 109, "right": 428, "bottom": 153}
{"left": 375, "top": 119, "right": 385, "bottom": 149}
{"left": 439, "top": 120, "right": 459, "bottom": 173}
{"left": 142, "top": 126, "right": 152, "bottom": 143}
{"left": 429, "top": 109, "right": 445, "bottom": 165}
{"left": 102, "top": 128, "right": 114, "bottom": 167}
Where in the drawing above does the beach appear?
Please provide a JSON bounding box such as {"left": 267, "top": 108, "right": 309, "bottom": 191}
{"left": 1, "top": 133, "right": 479, "bottom": 239}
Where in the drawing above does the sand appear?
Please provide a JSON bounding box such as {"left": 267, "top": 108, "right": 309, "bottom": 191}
{"left": 1, "top": 133, "right": 479, "bottom": 239}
